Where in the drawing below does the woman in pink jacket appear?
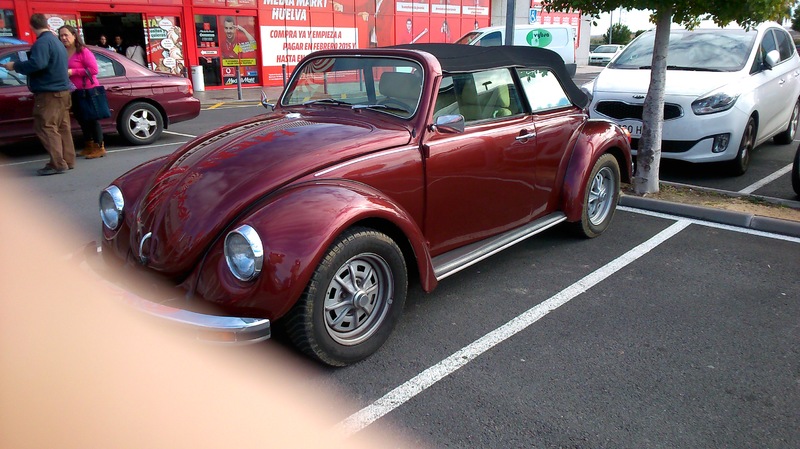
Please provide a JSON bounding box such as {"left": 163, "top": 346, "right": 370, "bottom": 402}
{"left": 58, "top": 25, "right": 106, "bottom": 159}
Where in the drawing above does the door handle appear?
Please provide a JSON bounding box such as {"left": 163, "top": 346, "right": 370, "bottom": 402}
{"left": 515, "top": 131, "right": 536, "bottom": 141}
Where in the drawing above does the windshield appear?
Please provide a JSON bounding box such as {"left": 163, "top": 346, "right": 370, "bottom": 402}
{"left": 593, "top": 45, "right": 620, "bottom": 53}
{"left": 608, "top": 30, "right": 756, "bottom": 72}
{"left": 282, "top": 56, "right": 423, "bottom": 119}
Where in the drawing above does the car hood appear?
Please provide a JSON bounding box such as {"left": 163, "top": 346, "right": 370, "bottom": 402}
{"left": 131, "top": 112, "right": 412, "bottom": 275}
{"left": 593, "top": 68, "right": 743, "bottom": 97}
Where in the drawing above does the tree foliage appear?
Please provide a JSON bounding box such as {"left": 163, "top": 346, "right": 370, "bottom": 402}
{"left": 542, "top": 0, "right": 793, "bottom": 194}
{"left": 603, "top": 23, "right": 634, "bottom": 45}
{"left": 793, "top": 6, "right": 800, "bottom": 32}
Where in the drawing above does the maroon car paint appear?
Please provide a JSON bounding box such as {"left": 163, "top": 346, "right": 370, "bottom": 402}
{"left": 101, "top": 46, "right": 631, "bottom": 330}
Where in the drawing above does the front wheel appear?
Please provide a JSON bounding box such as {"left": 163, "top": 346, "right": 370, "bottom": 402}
{"left": 118, "top": 101, "right": 164, "bottom": 145}
{"left": 730, "top": 117, "right": 755, "bottom": 176}
{"left": 284, "top": 227, "right": 408, "bottom": 366}
{"left": 573, "top": 153, "right": 620, "bottom": 238}
{"left": 792, "top": 143, "right": 800, "bottom": 196}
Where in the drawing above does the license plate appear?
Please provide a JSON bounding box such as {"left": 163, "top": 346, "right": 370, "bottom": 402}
{"left": 618, "top": 120, "right": 642, "bottom": 139}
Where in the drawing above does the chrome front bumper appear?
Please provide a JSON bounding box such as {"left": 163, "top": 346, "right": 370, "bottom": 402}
{"left": 82, "top": 242, "right": 271, "bottom": 344}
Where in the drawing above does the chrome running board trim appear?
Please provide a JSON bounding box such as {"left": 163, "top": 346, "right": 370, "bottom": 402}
{"left": 432, "top": 213, "right": 567, "bottom": 281}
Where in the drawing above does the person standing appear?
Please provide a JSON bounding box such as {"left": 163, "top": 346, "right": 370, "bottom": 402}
{"left": 2, "top": 14, "right": 75, "bottom": 175}
{"left": 125, "top": 41, "right": 146, "bottom": 67}
{"left": 59, "top": 25, "right": 106, "bottom": 159}
{"left": 97, "top": 34, "right": 115, "bottom": 51}
{"left": 112, "top": 35, "right": 124, "bottom": 54}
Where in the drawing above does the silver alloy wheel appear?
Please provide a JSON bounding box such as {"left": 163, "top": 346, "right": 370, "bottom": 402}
{"left": 790, "top": 102, "right": 800, "bottom": 139}
{"left": 587, "top": 166, "right": 614, "bottom": 226}
{"left": 128, "top": 107, "right": 158, "bottom": 139}
{"left": 323, "top": 253, "right": 394, "bottom": 346}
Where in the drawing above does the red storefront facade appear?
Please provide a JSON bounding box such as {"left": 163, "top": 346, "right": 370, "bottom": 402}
{"left": 2, "top": 0, "right": 491, "bottom": 90}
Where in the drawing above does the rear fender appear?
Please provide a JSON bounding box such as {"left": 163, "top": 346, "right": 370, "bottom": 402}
{"left": 193, "top": 180, "right": 434, "bottom": 320}
{"left": 561, "top": 120, "right": 632, "bottom": 221}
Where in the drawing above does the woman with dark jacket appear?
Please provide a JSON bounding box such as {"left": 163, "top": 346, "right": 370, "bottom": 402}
{"left": 58, "top": 25, "right": 106, "bottom": 159}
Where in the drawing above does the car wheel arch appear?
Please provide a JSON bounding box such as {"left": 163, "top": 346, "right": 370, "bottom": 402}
{"left": 561, "top": 123, "right": 632, "bottom": 222}
{"left": 194, "top": 181, "right": 436, "bottom": 320}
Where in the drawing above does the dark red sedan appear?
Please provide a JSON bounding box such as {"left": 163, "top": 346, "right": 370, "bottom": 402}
{"left": 92, "top": 44, "right": 632, "bottom": 366}
{"left": 0, "top": 45, "right": 199, "bottom": 146}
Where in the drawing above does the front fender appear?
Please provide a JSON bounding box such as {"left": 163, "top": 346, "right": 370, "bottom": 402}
{"left": 192, "top": 180, "right": 434, "bottom": 320}
{"left": 561, "top": 120, "right": 632, "bottom": 222}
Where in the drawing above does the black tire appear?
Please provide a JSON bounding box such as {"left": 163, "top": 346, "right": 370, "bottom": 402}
{"left": 118, "top": 101, "right": 163, "bottom": 145}
{"left": 573, "top": 153, "right": 621, "bottom": 238}
{"left": 730, "top": 117, "right": 755, "bottom": 176}
{"left": 792, "top": 143, "right": 800, "bottom": 196}
{"left": 284, "top": 227, "right": 408, "bottom": 366}
{"left": 774, "top": 99, "right": 800, "bottom": 145}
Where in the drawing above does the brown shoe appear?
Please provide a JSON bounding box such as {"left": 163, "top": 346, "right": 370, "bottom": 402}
{"left": 78, "top": 140, "right": 95, "bottom": 158}
{"left": 85, "top": 142, "right": 107, "bottom": 159}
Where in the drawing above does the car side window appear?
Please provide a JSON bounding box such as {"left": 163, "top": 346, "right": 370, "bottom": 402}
{"left": 448, "top": 68, "right": 522, "bottom": 123}
{"left": 478, "top": 31, "right": 502, "bottom": 47}
{"left": 93, "top": 52, "right": 122, "bottom": 78}
{"left": 774, "top": 29, "right": 794, "bottom": 62}
{"left": 516, "top": 68, "right": 571, "bottom": 112}
{"left": 0, "top": 52, "right": 26, "bottom": 87}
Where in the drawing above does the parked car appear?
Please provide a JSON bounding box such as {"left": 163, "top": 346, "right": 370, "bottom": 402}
{"left": 91, "top": 44, "right": 632, "bottom": 366}
{"left": 588, "top": 44, "right": 624, "bottom": 66}
{"left": 0, "top": 45, "right": 200, "bottom": 146}
{"left": 0, "top": 37, "right": 26, "bottom": 46}
{"left": 583, "top": 23, "right": 800, "bottom": 175}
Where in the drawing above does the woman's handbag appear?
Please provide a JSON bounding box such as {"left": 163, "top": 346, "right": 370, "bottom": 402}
{"left": 73, "top": 85, "right": 111, "bottom": 121}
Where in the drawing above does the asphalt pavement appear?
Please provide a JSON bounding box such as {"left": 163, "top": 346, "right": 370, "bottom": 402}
{"left": 191, "top": 65, "right": 800, "bottom": 238}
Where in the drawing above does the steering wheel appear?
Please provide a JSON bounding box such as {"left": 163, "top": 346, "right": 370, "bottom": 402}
{"left": 379, "top": 97, "right": 412, "bottom": 114}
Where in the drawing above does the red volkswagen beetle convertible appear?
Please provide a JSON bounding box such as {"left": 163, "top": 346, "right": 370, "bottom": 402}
{"left": 95, "top": 44, "right": 632, "bottom": 366}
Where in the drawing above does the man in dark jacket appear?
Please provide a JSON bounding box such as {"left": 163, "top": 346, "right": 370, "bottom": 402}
{"left": 3, "top": 14, "right": 75, "bottom": 175}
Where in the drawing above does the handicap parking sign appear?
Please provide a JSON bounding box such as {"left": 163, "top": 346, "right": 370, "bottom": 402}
{"left": 529, "top": 8, "right": 539, "bottom": 24}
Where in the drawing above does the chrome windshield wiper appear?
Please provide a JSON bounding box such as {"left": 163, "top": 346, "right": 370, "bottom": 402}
{"left": 352, "top": 104, "right": 410, "bottom": 114}
{"left": 302, "top": 98, "right": 351, "bottom": 106}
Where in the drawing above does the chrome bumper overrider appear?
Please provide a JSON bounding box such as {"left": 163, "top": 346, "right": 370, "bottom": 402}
{"left": 81, "top": 242, "right": 271, "bottom": 344}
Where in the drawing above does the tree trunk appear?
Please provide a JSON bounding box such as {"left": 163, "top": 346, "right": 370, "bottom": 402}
{"left": 633, "top": 9, "right": 673, "bottom": 195}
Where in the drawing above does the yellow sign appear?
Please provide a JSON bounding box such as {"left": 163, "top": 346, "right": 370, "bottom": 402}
{"left": 222, "top": 59, "right": 257, "bottom": 67}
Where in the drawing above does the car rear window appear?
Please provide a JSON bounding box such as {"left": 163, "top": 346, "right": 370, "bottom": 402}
{"left": 609, "top": 30, "right": 757, "bottom": 72}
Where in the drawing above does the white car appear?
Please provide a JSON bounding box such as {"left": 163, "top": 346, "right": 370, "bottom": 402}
{"left": 588, "top": 44, "right": 624, "bottom": 66}
{"left": 583, "top": 23, "right": 800, "bottom": 175}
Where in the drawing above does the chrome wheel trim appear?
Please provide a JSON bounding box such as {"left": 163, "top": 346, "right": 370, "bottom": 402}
{"left": 588, "top": 166, "right": 614, "bottom": 226}
{"left": 323, "top": 253, "right": 394, "bottom": 346}
{"left": 128, "top": 108, "right": 158, "bottom": 139}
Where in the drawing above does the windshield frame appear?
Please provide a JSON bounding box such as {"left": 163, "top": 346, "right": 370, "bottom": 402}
{"left": 280, "top": 55, "right": 425, "bottom": 119}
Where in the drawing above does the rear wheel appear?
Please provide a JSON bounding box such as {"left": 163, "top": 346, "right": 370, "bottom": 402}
{"left": 774, "top": 99, "right": 800, "bottom": 145}
{"left": 573, "top": 153, "right": 620, "bottom": 238}
{"left": 118, "top": 101, "right": 163, "bottom": 145}
{"left": 284, "top": 227, "right": 408, "bottom": 366}
{"left": 730, "top": 117, "right": 755, "bottom": 176}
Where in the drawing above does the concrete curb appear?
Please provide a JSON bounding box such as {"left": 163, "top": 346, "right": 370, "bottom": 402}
{"left": 620, "top": 195, "right": 800, "bottom": 238}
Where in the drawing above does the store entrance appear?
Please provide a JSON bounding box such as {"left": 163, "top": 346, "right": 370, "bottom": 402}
{"left": 80, "top": 12, "right": 144, "bottom": 56}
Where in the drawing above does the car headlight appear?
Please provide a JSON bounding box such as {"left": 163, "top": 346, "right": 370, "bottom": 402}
{"left": 224, "top": 225, "right": 264, "bottom": 281}
{"left": 692, "top": 90, "right": 740, "bottom": 115}
{"left": 99, "top": 186, "right": 124, "bottom": 230}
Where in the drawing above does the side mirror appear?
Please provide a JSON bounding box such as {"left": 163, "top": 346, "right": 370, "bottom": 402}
{"left": 764, "top": 49, "right": 780, "bottom": 70}
{"left": 431, "top": 114, "right": 465, "bottom": 134}
{"left": 260, "top": 90, "right": 275, "bottom": 111}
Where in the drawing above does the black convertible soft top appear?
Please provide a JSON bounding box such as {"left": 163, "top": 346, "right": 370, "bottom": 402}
{"left": 392, "top": 43, "right": 588, "bottom": 108}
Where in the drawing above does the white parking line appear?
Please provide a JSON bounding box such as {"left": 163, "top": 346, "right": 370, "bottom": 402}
{"left": 738, "top": 163, "right": 793, "bottom": 194}
{"left": 338, "top": 219, "right": 692, "bottom": 435}
{"left": 163, "top": 130, "right": 197, "bottom": 138}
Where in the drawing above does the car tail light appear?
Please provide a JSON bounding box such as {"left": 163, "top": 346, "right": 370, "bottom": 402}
{"left": 621, "top": 126, "right": 632, "bottom": 144}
